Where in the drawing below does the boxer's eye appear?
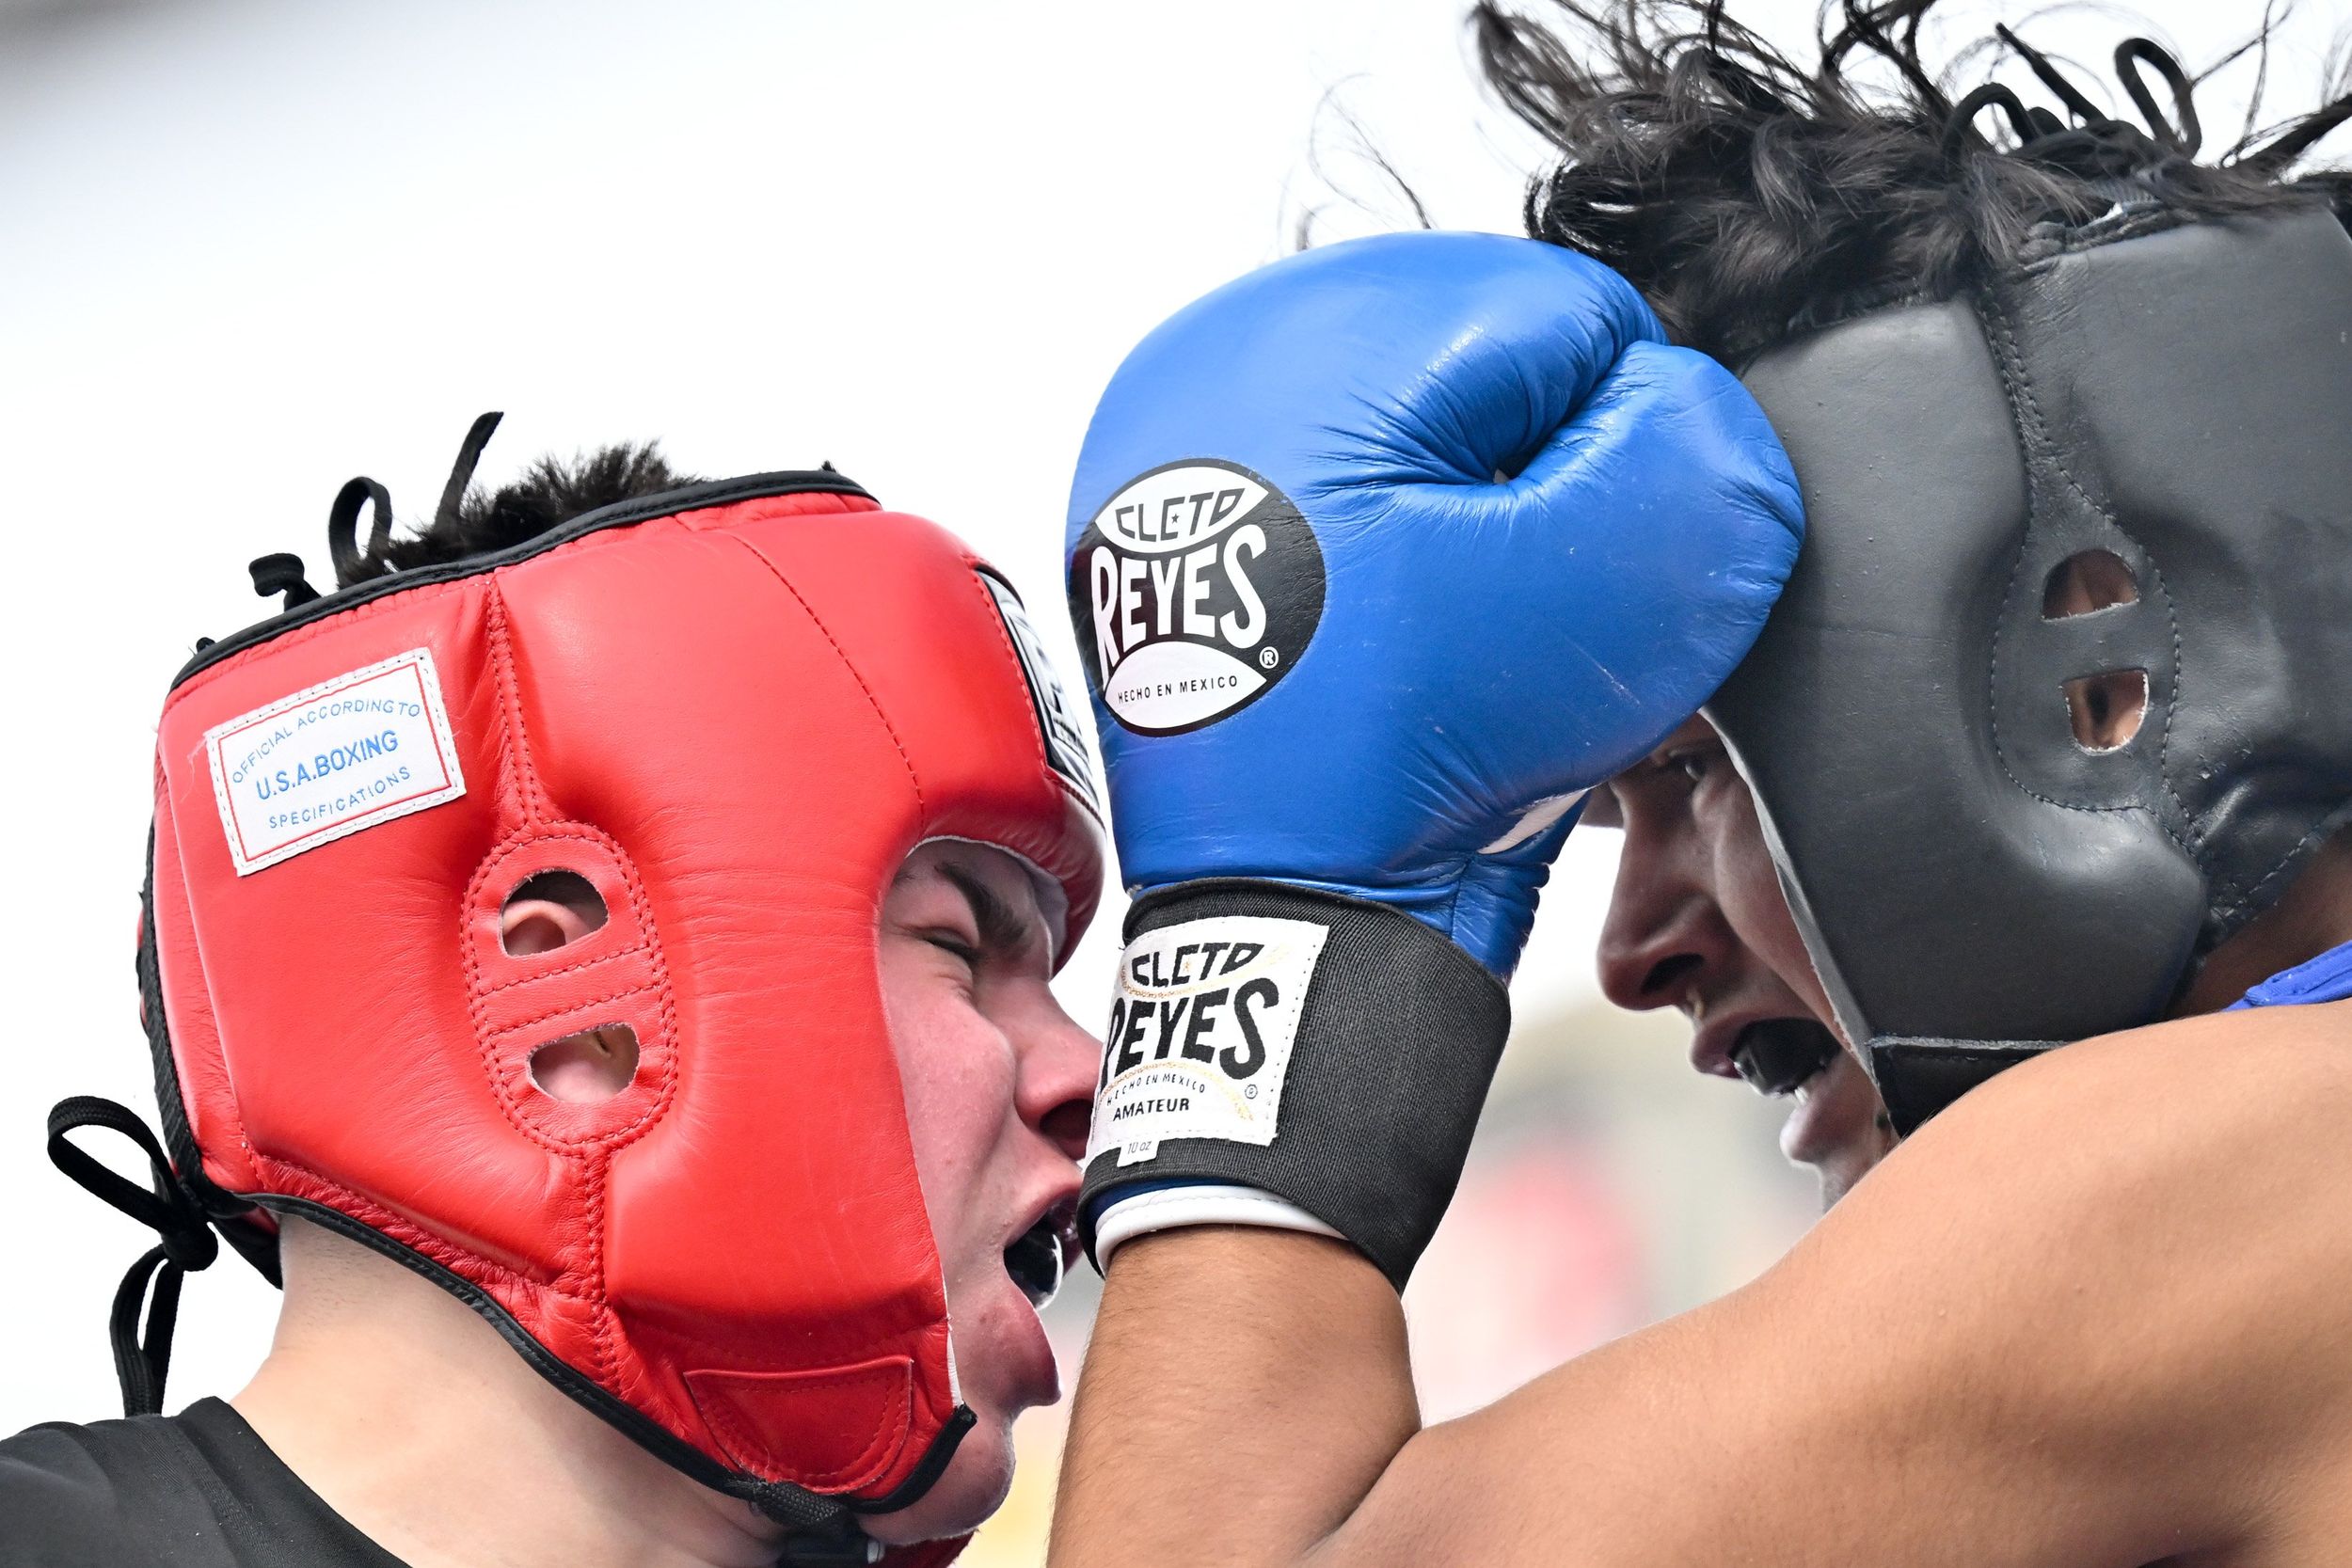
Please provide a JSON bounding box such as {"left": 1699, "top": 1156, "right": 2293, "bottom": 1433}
{"left": 922, "top": 932, "right": 982, "bottom": 970}
{"left": 1668, "top": 746, "right": 1720, "bottom": 786}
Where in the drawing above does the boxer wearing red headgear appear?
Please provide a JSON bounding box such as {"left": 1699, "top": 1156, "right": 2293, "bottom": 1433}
{"left": 4, "top": 418, "right": 1104, "bottom": 1567}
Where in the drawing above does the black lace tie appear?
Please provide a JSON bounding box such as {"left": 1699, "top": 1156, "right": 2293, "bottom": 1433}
{"left": 1946, "top": 28, "right": 2201, "bottom": 179}
{"left": 325, "top": 475, "right": 396, "bottom": 588}
{"left": 47, "top": 1097, "right": 221, "bottom": 1417}
{"left": 246, "top": 552, "right": 320, "bottom": 611}
{"left": 319, "top": 409, "right": 505, "bottom": 589}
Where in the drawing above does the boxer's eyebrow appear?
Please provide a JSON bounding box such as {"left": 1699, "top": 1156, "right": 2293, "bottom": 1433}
{"left": 936, "top": 862, "right": 1042, "bottom": 959}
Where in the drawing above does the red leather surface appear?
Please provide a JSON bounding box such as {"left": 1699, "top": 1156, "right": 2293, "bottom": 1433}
{"left": 146, "top": 488, "right": 1102, "bottom": 1499}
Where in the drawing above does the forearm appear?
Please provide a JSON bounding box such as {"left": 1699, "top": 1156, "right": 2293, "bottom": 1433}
{"left": 1047, "top": 1047, "right": 2262, "bottom": 1568}
{"left": 1049, "top": 1227, "right": 1419, "bottom": 1568}
{"left": 1046, "top": 230, "right": 1804, "bottom": 1568}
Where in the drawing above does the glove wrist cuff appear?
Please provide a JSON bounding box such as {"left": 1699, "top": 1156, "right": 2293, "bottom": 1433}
{"left": 1090, "top": 1183, "right": 1343, "bottom": 1270}
{"left": 1078, "top": 879, "right": 1509, "bottom": 1290}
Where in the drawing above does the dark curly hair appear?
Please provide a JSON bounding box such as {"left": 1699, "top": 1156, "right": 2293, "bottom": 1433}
{"left": 321, "top": 413, "right": 700, "bottom": 589}
{"left": 1471, "top": 0, "right": 2352, "bottom": 363}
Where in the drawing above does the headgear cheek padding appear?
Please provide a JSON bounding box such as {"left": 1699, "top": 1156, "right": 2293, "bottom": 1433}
{"left": 135, "top": 474, "right": 1102, "bottom": 1528}
{"left": 1711, "top": 207, "right": 2352, "bottom": 1132}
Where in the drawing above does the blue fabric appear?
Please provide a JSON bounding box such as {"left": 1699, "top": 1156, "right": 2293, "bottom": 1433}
{"left": 2230, "top": 938, "right": 2352, "bottom": 1009}
{"left": 1067, "top": 231, "right": 1804, "bottom": 976}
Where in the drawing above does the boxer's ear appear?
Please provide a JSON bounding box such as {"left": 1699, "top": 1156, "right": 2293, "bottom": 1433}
{"left": 500, "top": 870, "right": 610, "bottom": 957}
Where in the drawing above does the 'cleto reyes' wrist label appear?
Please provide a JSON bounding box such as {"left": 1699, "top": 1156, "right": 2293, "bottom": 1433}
{"left": 1088, "top": 914, "right": 1328, "bottom": 1167}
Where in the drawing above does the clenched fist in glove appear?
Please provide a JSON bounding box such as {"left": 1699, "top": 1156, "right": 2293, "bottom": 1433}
{"left": 1065, "top": 231, "right": 1803, "bottom": 1288}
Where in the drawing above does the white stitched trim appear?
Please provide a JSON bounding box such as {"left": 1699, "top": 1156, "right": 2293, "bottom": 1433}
{"left": 1093, "top": 1184, "right": 1342, "bottom": 1270}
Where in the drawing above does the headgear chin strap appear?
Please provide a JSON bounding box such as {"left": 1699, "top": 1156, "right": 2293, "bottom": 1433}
{"left": 50, "top": 437, "right": 1102, "bottom": 1561}
{"left": 1710, "top": 201, "right": 2352, "bottom": 1132}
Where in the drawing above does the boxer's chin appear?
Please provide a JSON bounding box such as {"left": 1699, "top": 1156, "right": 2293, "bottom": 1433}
{"left": 1780, "top": 1046, "right": 1895, "bottom": 1209}
{"left": 856, "top": 1418, "right": 1014, "bottom": 1547}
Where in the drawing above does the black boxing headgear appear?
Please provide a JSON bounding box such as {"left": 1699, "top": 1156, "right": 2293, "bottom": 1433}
{"left": 1710, "top": 201, "right": 2352, "bottom": 1132}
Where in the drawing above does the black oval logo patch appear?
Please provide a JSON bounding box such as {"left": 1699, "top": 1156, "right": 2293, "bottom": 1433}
{"left": 1067, "top": 459, "right": 1326, "bottom": 736}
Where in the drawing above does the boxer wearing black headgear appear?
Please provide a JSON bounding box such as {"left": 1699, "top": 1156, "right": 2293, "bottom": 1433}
{"left": 1046, "top": 6, "right": 2352, "bottom": 1566}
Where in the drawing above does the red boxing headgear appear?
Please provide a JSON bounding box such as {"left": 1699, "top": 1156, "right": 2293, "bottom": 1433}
{"left": 96, "top": 466, "right": 1101, "bottom": 1543}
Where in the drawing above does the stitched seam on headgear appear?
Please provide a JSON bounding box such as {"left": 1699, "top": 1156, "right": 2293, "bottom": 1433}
{"left": 1976, "top": 286, "right": 2199, "bottom": 860}
{"left": 161, "top": 576, "right": 479, "bottom": 711}
{"left": 584, "top": 1150, "right": 617, "bottom": 1386}
{"left": 245, "top": 1150, "right": 735, "bottom": 1362}
{"left": 243, "top": 1152, "right": 701, "bottom": 1408}
{"left": 459, "top": 823, "right": 682, "bottom": 1155}
{"left": 482, "top": 979, "right": 665, "bottom": 1042}
{"left": 458, "top": 854, "right": 584, "bottom": 1155}
{"left": 640, "top": 1297, "right": 941, "bottom": 1372}
{"left": 485, "top": 584, "right": 553, "bottom": 829}
{"left": 722, "top": 532, "right": 926, "bottom": 814}
{"left": 246, "top": 1150, "right": 561, "bottom": 1290}
{"left": 2152, "top": 556, "right": 2190, "bottom": 841}
{"left": 2014, "top": 207, "right": 2190, "bottom": 272}
{"left": 687, "top": 1368, "right": 910, "bottom": 1489}
{"left": 472, "top": 939, "right": 657, "bottom": 999}
{"left": 243, "top": 1162, "right": 783, "bottom": 1482}
{"left": 671, "top": 491, "right": 881, "bottom": 530}
{"left": 2004, "top": 297, "right": 2194, "bottom": 840}
{"left": 2210, "top": 802, "right": 2352, "bottom": 931}
{"left": 637, "top": 1319, "right": 925, "bottom": 1373}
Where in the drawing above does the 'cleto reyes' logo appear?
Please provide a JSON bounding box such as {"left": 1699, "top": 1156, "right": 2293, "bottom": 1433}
{"left": 1085, "top": 914, "right": 1328, "bottom": 1165}
{"left": 1066, "top": 459, "right": 1325, "bottom": 736}
{"left": 1100, "top": 939, "right": 1280, "bottom": 1089}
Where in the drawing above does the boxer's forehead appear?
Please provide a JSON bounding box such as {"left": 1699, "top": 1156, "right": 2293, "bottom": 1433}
{"left": 1584, "top": 714, "right": 1719, "bottom": 830}
{"left": 890, "top": 840, "right": 1051, "bottom": 958}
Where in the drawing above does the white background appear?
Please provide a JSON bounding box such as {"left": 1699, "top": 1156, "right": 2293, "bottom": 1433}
{"left": 2, "top": 0, "right": 2341, "bottom": 1465}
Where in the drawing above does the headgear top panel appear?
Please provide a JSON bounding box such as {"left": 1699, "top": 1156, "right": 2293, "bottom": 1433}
{"left": 129, "top": 470, "right": 1101, "bottom": 1539}
{"left": 1711, "top": 206, "right": 2352, "bottom": 1132}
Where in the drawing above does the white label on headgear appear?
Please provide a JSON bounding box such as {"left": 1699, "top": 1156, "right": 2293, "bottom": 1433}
{"left": 204, "top": 647, "right": 466, "bottom": 876}
{"left": 1087, "top": 915, "right": 1327, "bottom": 1166}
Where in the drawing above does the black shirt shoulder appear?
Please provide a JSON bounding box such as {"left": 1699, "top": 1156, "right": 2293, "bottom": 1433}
{"left": 0, "top": 1417, "right": 148, "bottom": 1566}
{"left": 0, "top": 1399, "right": 406, "bottom": 1567}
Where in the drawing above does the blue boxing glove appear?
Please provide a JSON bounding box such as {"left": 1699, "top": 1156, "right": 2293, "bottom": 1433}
{"left": 1067, "top": 232, "right": 1802, "bottom": 1286}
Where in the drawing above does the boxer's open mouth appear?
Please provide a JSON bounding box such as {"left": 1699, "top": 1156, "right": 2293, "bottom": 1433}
{"left": 1729, "top": 1018, "right": 1840, "bottom": 1097}
{"left": 1004, "top": 1198, "right": 1075, "bottom": 1310}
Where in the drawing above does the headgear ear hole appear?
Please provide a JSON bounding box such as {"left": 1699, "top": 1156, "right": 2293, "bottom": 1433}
{"left": 527, "top": 1025, "right": 640, "bottom": 1102}
{"left": 500, "top": 870, "right": 610, "bottom": 956}
{"left": 2064, "top": 669, "right": 2149, "bottom": 752}
{"left": 2042, "top": 549, "right": 2139, "bottom": 620}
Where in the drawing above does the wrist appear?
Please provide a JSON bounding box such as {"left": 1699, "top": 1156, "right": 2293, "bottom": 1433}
{"left": 1123, "top": 785, "right": 1587, "bottom": 982}
{"left": 1089, "top": 1182, "right": 1343, "bottom": 1271}
{"left": 1079, "top": 879, "right": 1510, "bottom": 1290}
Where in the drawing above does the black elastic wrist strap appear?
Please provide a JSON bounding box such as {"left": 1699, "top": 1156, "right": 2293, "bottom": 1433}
{"left": 1079, "top": 880, "right": 1509, "bottom": 1291}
